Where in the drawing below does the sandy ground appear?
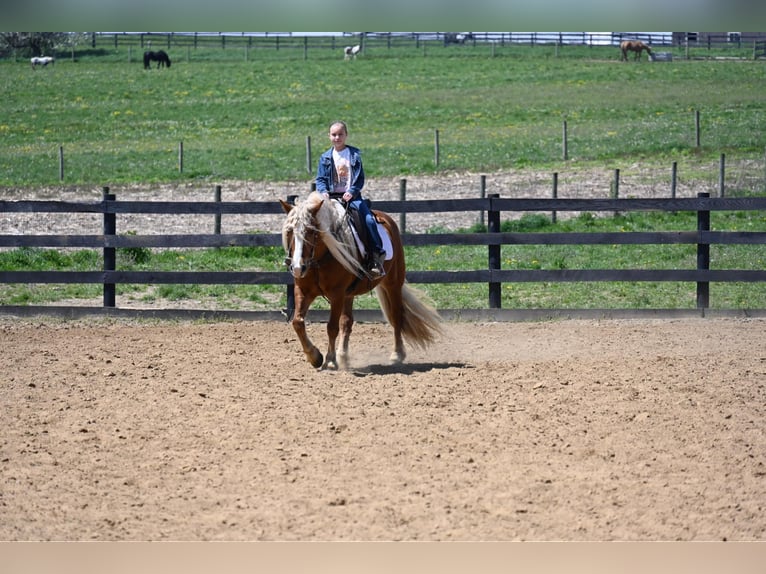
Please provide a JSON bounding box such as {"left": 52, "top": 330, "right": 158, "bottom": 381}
{"left": 2, "top": 315, "right": 765, "bottom": 541}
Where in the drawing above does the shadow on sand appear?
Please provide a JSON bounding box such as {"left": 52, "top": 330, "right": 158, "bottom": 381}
{"left": 348, "top": 361, "right": 472, "bottom": 377}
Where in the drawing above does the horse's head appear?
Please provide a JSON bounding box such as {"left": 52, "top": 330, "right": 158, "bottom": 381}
{"left": 280, "top": 192, "right": 366, "bottom": 279}
{"left": 280, "top": 194, "right": 325, "bottom": 279}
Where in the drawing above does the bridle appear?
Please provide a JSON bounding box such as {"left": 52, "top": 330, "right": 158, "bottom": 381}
{"left": 285, "top": 222, "right": 322, "bottom": 277}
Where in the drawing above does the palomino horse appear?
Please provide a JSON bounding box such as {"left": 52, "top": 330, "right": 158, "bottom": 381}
{"left": 620, "top": 40, "right": 652, "bottom": 61}
{"left": 280, "top": 191, "right": 443, "bottom": 370}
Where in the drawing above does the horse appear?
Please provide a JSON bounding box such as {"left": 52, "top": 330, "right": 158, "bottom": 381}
{"left": 280, "top": 191, "right": 443, "bottom": 370}
{"left": 620, "top": 40, "right": 652, "bottom": 61}
{"left": 444, "top": 33, "right": 473, "bottom": 46}
{"left": 30, "top": 56, "right": 54, "bottom": 69}
{"left": 344, "top": 45, "right": 361, "bottom": 60}
{"left": 143, "top": 50, "right": 171, "bottom": 69}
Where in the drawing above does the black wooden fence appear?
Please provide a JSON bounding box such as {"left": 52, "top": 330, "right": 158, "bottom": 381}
{"left": 3, "top": 190, "right": 766, "bottom": 318}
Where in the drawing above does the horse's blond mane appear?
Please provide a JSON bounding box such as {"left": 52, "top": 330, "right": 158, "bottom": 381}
{"left": 284, "top": 192, "right": 366, "bottom": 276}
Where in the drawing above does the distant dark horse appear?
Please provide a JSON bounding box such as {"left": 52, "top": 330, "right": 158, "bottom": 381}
{"left": 620, "top": 40, "right": 652, "bottom": 61}
{"left": 143, "top": 50, "right": 171, "bottom": 69}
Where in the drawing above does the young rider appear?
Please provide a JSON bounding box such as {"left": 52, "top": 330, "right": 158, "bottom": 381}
{"left": 315, "top": 120, "right": 386, "bottom": 276}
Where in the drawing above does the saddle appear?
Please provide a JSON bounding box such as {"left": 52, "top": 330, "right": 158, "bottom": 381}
{"left": 329, "top": 195, "right": 374, "bottom": 265}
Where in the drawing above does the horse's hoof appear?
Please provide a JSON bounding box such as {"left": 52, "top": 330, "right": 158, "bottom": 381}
{"left": 323, "top": 360, "right": 339, "bottom": 371}
{"left": 390, "top": 351, "right": 405, "bottom": 364}
{"left": 308, "top": 349, "right": 323, "bottom": 369}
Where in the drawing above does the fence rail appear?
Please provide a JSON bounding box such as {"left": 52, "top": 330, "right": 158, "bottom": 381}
{"left": 3, "top": 192, "right": 766, "bottom": 315}
{"left": 80, "top": 32, "right": 766, "bottom": 60}
{"left": 92, "top": 31, "right": 766, "bottom": 50}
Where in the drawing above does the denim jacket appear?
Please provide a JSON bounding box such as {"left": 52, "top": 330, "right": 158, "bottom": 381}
{"left": 315, "top": 145, "right": 365, "bottom": 201}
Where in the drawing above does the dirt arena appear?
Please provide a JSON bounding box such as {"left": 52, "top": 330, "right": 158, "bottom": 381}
{"left": 1, "top": 314, "right": 765, "bottom": 541}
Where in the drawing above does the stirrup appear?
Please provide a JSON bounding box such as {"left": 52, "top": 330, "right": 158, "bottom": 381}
{"left": 369, "top": 252, "right": 386, "bottom": 277}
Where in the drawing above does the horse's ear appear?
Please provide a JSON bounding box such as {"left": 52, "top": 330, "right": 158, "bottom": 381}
{"left": 279, "top": 199, "right": 294, "bottom": 214}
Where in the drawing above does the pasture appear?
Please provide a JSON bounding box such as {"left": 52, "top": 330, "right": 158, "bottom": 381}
{"left": 2, "top": 45, "right": 766, "bottom": 311}
{"left": 1, "top": 45, "right": 765, "bottom": 186}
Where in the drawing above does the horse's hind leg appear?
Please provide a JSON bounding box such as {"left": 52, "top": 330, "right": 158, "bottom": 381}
{"left": 321, "top": 298, "right": 344, "bottom": 370}
{"left": 337, "top": 297, "right": 355, "bottom": 369}
{"left": 390, "top": 323, "right": 406, "bottom": 364}
{"left": 377, "top": 284, "right": 406, "bottom": 364}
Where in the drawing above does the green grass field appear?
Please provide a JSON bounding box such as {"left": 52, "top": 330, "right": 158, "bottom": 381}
{"left": 2, "top": 44, "right": 765, "bottom": 310}
{"left": 2, "top": 45, "right": 765, "bottom": 186}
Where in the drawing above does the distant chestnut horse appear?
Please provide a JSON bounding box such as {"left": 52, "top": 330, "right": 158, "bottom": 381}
{"left": 620, "top": 40, "right": 652, "bottom": 61}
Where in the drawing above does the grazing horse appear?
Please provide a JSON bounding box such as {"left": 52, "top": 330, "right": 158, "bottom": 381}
{"left": 344, "top": 45, "right": 361, "bottom": 60}
{"left": 30, "top": 56, "right": 54, "bottom": 69}
{"left": 620, "top": 40, "right": 652, "bottom": 61}
{"left": 280, "top": 192, "right": 443, "bottom": 370}
{"left": 143, "top": 50, "right": 171, "bottom": 69}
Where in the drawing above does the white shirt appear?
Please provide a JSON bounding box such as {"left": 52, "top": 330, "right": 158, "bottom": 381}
{"left": 332, "top": 147, "right": 351, "bottom": 194}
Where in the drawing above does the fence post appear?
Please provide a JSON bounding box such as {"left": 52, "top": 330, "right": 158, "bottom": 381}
{"left": 306, "top": 136, "right": 312, "bottom": 173}
{"left": 434, "top": 129, "right": 440, "bottom": 166}
{"left": 399, "top": 179, "right": 407, "bottom": 233}
{"left": 214, "top": 185, "right": 222, "bottom": 235}
{"left": 671, "top": 161, "right": 677, "bottom": 199}
{"left": 612, "top": 168, "right": 620, "bottom": 216}
{"left": 551, "top": 172, "right": 558, "bottom": 223}
{"left": 59, "top": 146, "right": 64, "bottom": 181}
{"left": 479, "top": 175, "right": 486, "bottom": 227}
{"left": 694, "top": 109, "right": 701, "bottom": 148}
{"left": 697, "top": 192, "right": 710, "bottom": 310}
{"left": 103, "top": 187, "right": 116, "bottom": 308}
{"left": 488, "top": 193, "right": 501, "bottom": 309}
{"left": 178, "top": 141, "right": 184, "bottom": 173}
{"left": 562, "top": 120, "right": 568, "bottom": 160}
{"left": 719, "top": 153, "right": 725, "bottom": 197}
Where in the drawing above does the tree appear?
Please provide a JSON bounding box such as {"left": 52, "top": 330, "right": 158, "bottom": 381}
{"left": 0, "top": 32, "right": 73, "bottom": 58}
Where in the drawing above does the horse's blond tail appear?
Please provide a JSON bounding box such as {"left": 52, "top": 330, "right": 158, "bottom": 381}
{"left": 377, "top": 282, "right": 443, "bottom": 349}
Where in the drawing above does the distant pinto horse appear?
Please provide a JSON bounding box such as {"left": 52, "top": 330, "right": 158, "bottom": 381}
{"left": 444, "top": 33, "right": 473, "bottom": 46}
{"left": 344, "top": 45, "right": 361, "bottom": 60}
{"left": 143, "top": 50, "right": 171, "bottom": 69}
{"left": 30, "top": 56, "right": 55, "bottom": 69}
{"left": 280, "top": 192, "right": 443, "bottom": 370}
{"left": 620, "top": 40, "right": 652, "bottom": 61}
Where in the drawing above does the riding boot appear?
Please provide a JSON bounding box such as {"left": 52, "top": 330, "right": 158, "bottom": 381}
{"left": 369, "top": 250, "right": 386, "bottom": 277}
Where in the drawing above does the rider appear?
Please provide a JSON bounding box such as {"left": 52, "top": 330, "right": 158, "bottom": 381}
{"left": 315, "top": 120, "right": 386, "bottom": 277}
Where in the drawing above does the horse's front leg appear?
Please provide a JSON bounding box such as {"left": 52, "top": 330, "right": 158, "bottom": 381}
{"left": 291, "top": 288, "right": 323, "bottom": 369}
